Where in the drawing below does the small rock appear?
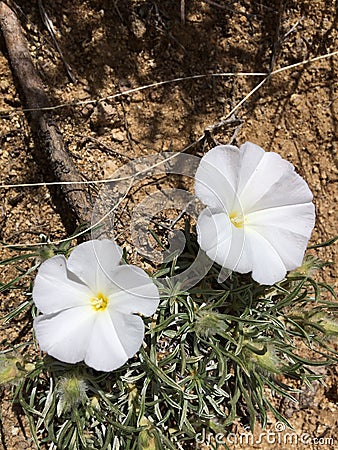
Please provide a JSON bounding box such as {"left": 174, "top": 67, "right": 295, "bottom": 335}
{"left": 81, "top": 103, "right": 94, "bottom": 118}
{"left": 111, "top": 130, "right": 125, "bottom": 142}
{"left": 90, "top": 101, "right": 120, "bottom": 129}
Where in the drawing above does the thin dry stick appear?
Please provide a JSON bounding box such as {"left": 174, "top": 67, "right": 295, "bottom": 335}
{"left": 0, "top": 57, "right": 327, "bottom": 248}
{"left": 38, "top": 0, "right": 76, "bottom": 83}
{"left": 0, "top": 50, "right": 336, "bottom": 116}
{"left": 0, "top": 49, "right": 336, "bottom": 188}
{"left": 1, "top": 141, "right": 199, "bottom": 247}
{"left": 180, "top": 0, "right": 185, "bottom": 24}
{"left": 0, "top": 14, "right": 336, "bottom": 246}
{"left": 2, "top": 47, "right": 337, "bottom": 191}
{"left": 0, "top": 76, "right": 268, "bottom": 194}
{"left": 0, "top": 72, "right": 267, "bottom": 114}
{"left": 0, "top": 75, "right": 269, "bottom": 248}
{"left": 0, "top": 1, "right": 92, "bottom": 233}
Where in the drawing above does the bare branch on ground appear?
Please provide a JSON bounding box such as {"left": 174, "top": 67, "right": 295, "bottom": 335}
{"left": 0, "top": 1, "right": 92, "bottom": 236}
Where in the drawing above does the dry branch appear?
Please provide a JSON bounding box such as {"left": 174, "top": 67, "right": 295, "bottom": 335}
{"left": 0, "top": 1, "right": 92, "bottom": 235}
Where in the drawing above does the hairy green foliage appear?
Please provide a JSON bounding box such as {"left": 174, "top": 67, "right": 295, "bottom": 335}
{"left": 0, "top": 229, "right": 337, "bottom": 449}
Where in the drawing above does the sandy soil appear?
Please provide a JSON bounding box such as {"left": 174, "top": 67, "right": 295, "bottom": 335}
{"left": 0, "top": 0, "right": 337, "bottom": 449}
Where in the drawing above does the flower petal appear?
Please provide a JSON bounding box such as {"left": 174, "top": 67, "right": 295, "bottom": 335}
{"left": 197, "top": 208, "right": 232, "bottom": 263}
{"left": 33, "top": 255, "right": 92, "bottom": 314}
{"left": 237, "top": 148, "right": 293, "bottom": 212}
{"left": 237, "top": 143, "right": 313, "bottom": 213}
{"left": 245, "top": 228, "right": 287, "bottom": 284}
{"left": 195, "top": 145, "right": 240, "bottom": 211}
{"left": 248, "top": 169, "right": 313, "bottom": 213}
{"left": 247, "top": 203, "right": 315, "bottom": 238}
{"left": 253, "top": 227, "right": 309, "bottom": 271}
{"left": 84, "top": 311, "right": 144, "bottom": 371}
{"left": 110, "top": 312, "right": 145, "bottom": 359}
{"left": 247, "top": 202, "right": 315, "bottom": 272}
{"left": 235, "top": 142, "right": 265, "bottom": 199}
{"left": 196, "top": 208, "right": 250, "bottom": 274}
{"left": 67, "top": 239, "right": 123, "bottom": 293}
{"left": 33, "top": 306, "right": 94, "bottom": 363}
{"left": 108, "top": 265, "right": 160, "bottom": 315}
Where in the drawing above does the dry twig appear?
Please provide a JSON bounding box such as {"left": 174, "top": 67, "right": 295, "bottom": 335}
{"left": 37, "top": 0, "right": 76, "bottom": 83}
{"left": 0, "top": 1, "right": 92, "bottom": 235}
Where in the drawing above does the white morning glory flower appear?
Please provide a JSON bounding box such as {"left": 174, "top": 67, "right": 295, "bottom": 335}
{"left": 195, "top": 142, "right": 315, "bottom": 285}
{"left": 33, "top": 239, "right": 160, "bottom": 372}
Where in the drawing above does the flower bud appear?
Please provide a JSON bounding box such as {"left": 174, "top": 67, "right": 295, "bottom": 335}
{"left": 290, "top": 255, "right": 323, "bottom": 278}
{"left": 57, "top": 375, "right": 88, "bottom": 415}
{"left": 138, "top": 417, "right": 157, "bottom": 450}
{"left": 320, "top": 317, "right": 338, "bottom": 335}
{"left": 0, "top": 354, "right": 21, "bottom": 385}
{"left": 245, "top": 344, "right": 282, "bottom": 374}
{"left": 37, "top": 245, "right": 57, "bottom": 263}
{"left": 310, "top": 313, "right": 338, "bottom": 336}
{"left": 0, "top": 353, "right": 33, "bottom": 385}
{"left": 90, "top": 396, "right": 100, "bottom": 411}
{"left": 194, "top": 310, "right": 225, "bottom": 337}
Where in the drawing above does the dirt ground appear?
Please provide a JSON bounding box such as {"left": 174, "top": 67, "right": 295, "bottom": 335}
{"left": 0, "top": 0, "right": 337, "bottom": 449}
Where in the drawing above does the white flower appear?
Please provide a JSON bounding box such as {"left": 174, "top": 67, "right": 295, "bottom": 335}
{"left": 195, "top": 142, "right": 315, "bottom": 285}
{"left": 33, "top": 239, "right": 160, "bottom": 372}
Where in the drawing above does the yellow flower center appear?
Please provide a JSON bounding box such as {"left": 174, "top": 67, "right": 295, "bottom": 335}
{"left": 90, "top": 292, "right": 108, "bottom": 312}
{"left": 229, "top": 211, "right": 245, "bottom": 229}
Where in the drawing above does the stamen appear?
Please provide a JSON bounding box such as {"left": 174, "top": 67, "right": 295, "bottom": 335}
{"left": 229, "top": 211, "right": 245, "bottom": 228}
{"left": 90, "top": 292, "right": 108, "bottom": 311}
